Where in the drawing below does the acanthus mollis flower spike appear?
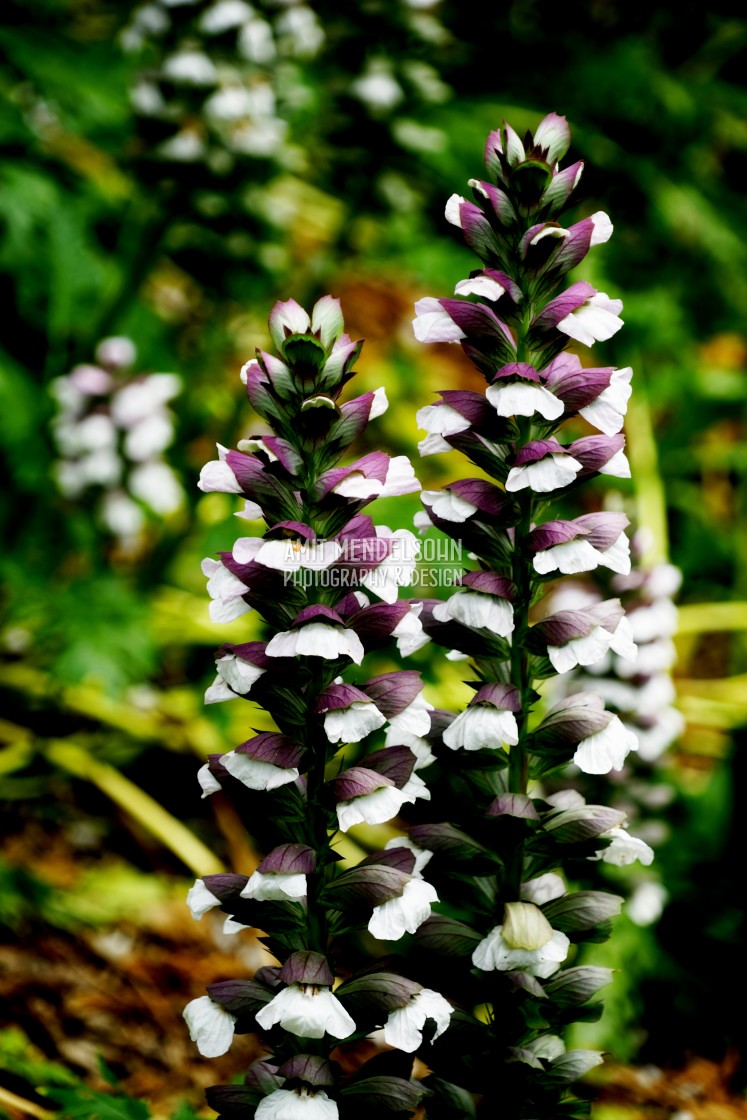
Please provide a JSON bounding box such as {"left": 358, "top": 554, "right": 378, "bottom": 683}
{"left": 408, "top": 113, "right": 643, "bottom": 1113}
{"left": 190, "top": 293, "right": 450, "bottom": 1113}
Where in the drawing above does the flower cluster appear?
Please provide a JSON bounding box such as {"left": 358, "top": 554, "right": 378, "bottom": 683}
{"left": 545, "top": 532, "right": 683, "bottom": 927}
{"left": 124, "top": 0, "right": 325, "bottom": 166}
{"left": 405, "top": 114, "right": 647, "bottom": 1116}
{"left": 50, "top": 336, "right": 183, "bottom": 544}
{"left": 184, "top": 297, "right": 453, "bottom": 1117}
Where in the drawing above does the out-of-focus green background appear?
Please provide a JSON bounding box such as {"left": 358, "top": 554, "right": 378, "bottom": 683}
{"left": 1, "top": 1, "right": 746, "bottom": 1117}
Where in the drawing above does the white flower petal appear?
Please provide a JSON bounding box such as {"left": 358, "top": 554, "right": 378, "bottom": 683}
{"left": 324, "top": 701, "right": 387, "bottom": 743}
{"left": 256, "top": 1089, "right": 338, "bottom": 1120}
{"left": 255, "top": 985, "right": 355, "bottom": 1040}
{"left": 384, "top": 988, "right": 453, "bottom": 1052}
{"left": 506, "top": 453, "right": 582, "bottom": 494}
{"left": 444, "top": 193, "right": 466, "bottom": 227}
{"left": 368, "top": 878, "right": 438, "bottom": 940}
{"left": 197, "top": 763, "right": 222, "bottom": 798}
{"left": 596, "top": 828, "right": 654, "bottom": 867}
{"left": 421, "top": 489, "right": 477, "bottom": 522}
{"left": 533, "top": 539, "right": 601, "bottom": 576}
{"left": 240, "top": 870, "right": 308, "bottom": 901}
{"left": 412, "top": 298, "right": 466, "bottom": 344}
{"left": 336, "top": 785, "right": 406, "bottom": 831}
{"left": 487, "top": 382, "right": 563, "bottom": 421}
{"left": 442, "top": 706, "right": 519, "bottom": 751}
{"left": 183, "top": 996, "right": 236, "bottom": 1057}
{"left": 221, "top": 751, "right": 299, "bottom": 791}
{"left": 472, "top": 925, "right": 569, "bottom": 977}
{"left": 454, "top": 275, "right": 505, "bottom": 300}
{"left": 574, "top": 715, "right": 639, "bottom": 774}
{"left": 186, "top": 880, "right": 222, "bottom": 919}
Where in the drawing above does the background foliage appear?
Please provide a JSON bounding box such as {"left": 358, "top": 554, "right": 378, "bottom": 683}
{"left": 1, "top": 0, "right": 746, "bottom": 1116}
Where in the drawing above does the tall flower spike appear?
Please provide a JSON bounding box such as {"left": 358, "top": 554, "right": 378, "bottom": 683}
{"left": 185, "top": 297, "right": 450, "bottom": 1112}
{"left": 408, "top": 113, "right": 642, "bottom": 1119}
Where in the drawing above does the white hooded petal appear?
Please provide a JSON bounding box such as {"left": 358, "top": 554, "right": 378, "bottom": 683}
{"left": 232, "top": 536, "right": 264, "bottom": 564}
{"left": 386, "top": 694, "right": 433, "bottom": 739}
{"left": 412, "top": 298, "right": 466, "bottom": 344}
{"left": 240, "top": 870, "right": 308, "bottom": 901}
{"left": 598, "top": 531, "right": 631, "bottom": 575}
{"left": 266, "top": 624, "right": 364, "bottom": 665}
{"left": 608, "top": 616, "right": 638, "bottom": 662}
{"left": 589, "top": 211, "right": 613, "bottom": 246}
{"left": 444, "top": 193, "right": 467, "bottom": 227}
{"left": 556, "top": 293, "right": 624, "bottom": 347}
{"left": 472, "top": 925, "right": 570, "bottom": 977}
{"left": 628, "top": 599, "right": 678, "bottom": 643}
{"left": 216, "top": 653, "right": 266, "bottom": 694}
{"left": 385, "top": 836, "right": 433, "bottom": 877}
{"left": 434, "top": 590, "right": 514, "bottom": 636}
{"left": 187, "top": 879, "right": 222, "bottom": 919}
{"left": 416, "top": 403, "right": 471, "bottom": 437}
{"left": 573, "top": 715, "right": 639, "bottom": 774}
{"left": 599, "top": 448, "right": 631, "bottom": 478}
{"left": 368, "top": 878, "right": 438, "bottom": 940}
{"left": 255, "top": 985, "right": 355, "bottom": 1040}
{"left": 506, "top": 453, "right": 582, "bottom": 493}
{"left": 421, "top": 490, "right": 477, "bottom": 523}
{"left": 209, "top": 596, "right": 252, "bottom": 624}
{"left": 548, "top": 625, "right": 615, "bottom": 674}
{"left": 400, "top": 771, "right": 431, "bottom": 804}
{"left": 235, "top": 500, "right": 264, "bottom": 520}
{"left": 383, "top": 988, "right": 453, "bottom": 1052}
{"left": 333, "top": 472, "right": 383, "bottom": 500}
{"left": 204, "top": 674, "right": 237, "bottom": 704}
{"left": 336, "top": 785, "right": 407, "bottom": 832}
{"left": 393, "top": 606, "right": 430, "bottom": 656}
{"left": 579, "top": 367, "right": 633, "bottom": 435}
{"left": 442, "top": 706, "right": 519, "bottom": 751}
{"left": 221, "top": 751, "right": 299, "bottom": 790}
{"left": 520, "top": 873, "right": 567, "bottom": 906}
{"left": 370, "top": 387, "right": 389, "bottom": 419}
{"left": 255, "top": 1089, "right": 338, "bottom": 1120}
{"left": 197, "top": 763, "right": 222, "bottom": 798}
{"left": 381, "top": 456, "right": 421, "bottom": 497}
{"left": 198, "top": 459, "right": 243, "bottom": 494}
{"left": 223, "top": 915, "right": 250, "bottom": 935}
{"left": 486, "top": 382, "right": 564, "bottom": 421}
{"left": 533, "top": 539, "right": 601, "bottom": 576}
{"left": 454, "top": 275, "right": 506, "bottom": 300}
{"left": 183, "top": 996, "right": 236, "bottom": 1057}
{"left": 255, "top": 540, "right": 342, "bottom": 572}
{"left": 596, "top": 828, "right": 654, "bottom": 867}
{"left": 324, "top": 701, "right": 387, "bottom": 743}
